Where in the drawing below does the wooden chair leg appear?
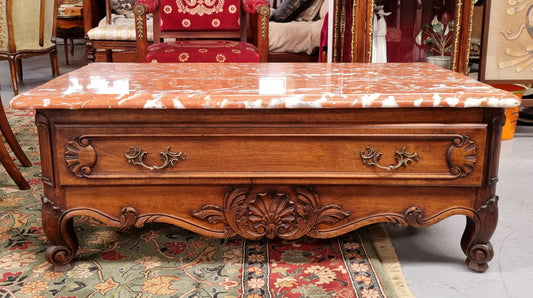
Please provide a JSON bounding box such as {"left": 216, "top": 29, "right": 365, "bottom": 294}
{"left": 17, "top": 59, "right": 23, "bottom": 82}
{"left": 8, "top": 57, "right": 20, "bottom": 95}
{"left": 0, "top": 139, "right": 30, "bottom": 190}
{"left": 49, "top": 50, "right": 61, "bottom": 77}
{"left": 0, "top": 104, "right": 31, "bottom": 189}
{"left": 105, "top": 49, "right": 113, "bottom": 62}
{"left": 64, "top": 38, "right": 70, "bottom": 65}
{"left": 70, "top": 38, "right": 75, "bottom": 56}
{"left": 0, "top": 105, "right": 32, "bottom": 168}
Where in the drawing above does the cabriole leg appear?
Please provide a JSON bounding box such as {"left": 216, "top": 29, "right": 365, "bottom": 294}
{"left": 461, "top": 196, "right": 498, "bottom": 272}
{"left": 42, "top": 197, "right": 79, "bottom": 272}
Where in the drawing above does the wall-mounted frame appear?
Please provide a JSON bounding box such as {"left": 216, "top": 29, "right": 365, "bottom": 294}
{"left": 479, "top": 0, "right": 533, "bottom": 83}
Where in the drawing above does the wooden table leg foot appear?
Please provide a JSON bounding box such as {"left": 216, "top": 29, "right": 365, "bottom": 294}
{"left": 45, "top": 245, "right": 75, "bottom": 272}
{"left": 461, "top": 196, "right": 498, "bottom": 272}
{"left": 464, "top": 243, "right": 493, "bottom": 272}
{"left": 42, "top": 197, "right": 79, "bottom": 271}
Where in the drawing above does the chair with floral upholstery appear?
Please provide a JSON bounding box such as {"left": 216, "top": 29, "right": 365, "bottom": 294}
{"left": 134, "top": 0, "right": 270, "bottom": 63}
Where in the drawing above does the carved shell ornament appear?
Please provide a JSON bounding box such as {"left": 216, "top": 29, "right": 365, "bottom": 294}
{"left": 192, "top": 187, "right": 352, "bottom": 240}
{"left": 176, "top": 0, "right": 225, "bottom": 15}
{"left": 65, "top": 137, "right": 96, "bottom": 177}
{"left": 446, "top": 136, "right": 477, "bottom": 177}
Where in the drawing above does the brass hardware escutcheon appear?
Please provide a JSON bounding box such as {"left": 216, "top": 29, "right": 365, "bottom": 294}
{"left": 125, "top": 147, "right": 186, "bottom": 171}
{"left": 361, "top": 146, "right": 419, "bottom": 170}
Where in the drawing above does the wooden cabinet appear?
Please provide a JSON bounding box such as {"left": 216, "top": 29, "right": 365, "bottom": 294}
{"left": 331, "top": 0, "right": 474, "bottom": 74}
{"left": 36, "top": 105, "right": 500, "bottom": 273}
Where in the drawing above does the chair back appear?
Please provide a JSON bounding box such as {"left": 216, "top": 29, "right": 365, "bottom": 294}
{"left": 152, "top": 0, "right": 248, "bottom": 43}
{"left": 0, "top": 0, "right": 56, "bottom": 52}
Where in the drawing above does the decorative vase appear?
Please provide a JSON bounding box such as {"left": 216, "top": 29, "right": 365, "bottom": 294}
{"left": 426, "top": 56, "right": 451, "bottom": 69}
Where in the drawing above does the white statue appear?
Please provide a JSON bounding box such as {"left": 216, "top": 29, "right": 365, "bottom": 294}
{"left": 372, "top": 5, "right": 391, "bottom": 63}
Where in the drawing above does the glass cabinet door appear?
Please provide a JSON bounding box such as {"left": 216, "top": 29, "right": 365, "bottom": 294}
{"left": 332, "top": 0, "right": 474, "bottom": 73}
{"left": 377, "top": 0, "right": 457, "bottom": 64}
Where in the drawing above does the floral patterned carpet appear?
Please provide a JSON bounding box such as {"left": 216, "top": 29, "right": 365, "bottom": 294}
{"left": 0, "top": 108, "right": 410, "bottom": 297}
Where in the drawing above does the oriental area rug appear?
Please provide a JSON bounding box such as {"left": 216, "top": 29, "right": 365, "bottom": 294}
{"left": 0, "top": 108, "right": 412, "bottom": 298}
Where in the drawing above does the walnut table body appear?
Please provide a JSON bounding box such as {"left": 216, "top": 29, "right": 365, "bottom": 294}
{"left": 10, "top": 62, "right": 521, "bottom": 273}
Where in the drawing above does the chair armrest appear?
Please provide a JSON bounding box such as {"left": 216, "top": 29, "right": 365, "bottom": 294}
{"left": 243, "top": 0, "right": 270, "bottom": 13}
{"left": 135, "top": 0, "right": 160, "bottom": 13}
{"left": 134, "top": 0, "right": 159, "bottom": 62}
{"left": 244, "top": 0, "right": 270, "bottom": 62}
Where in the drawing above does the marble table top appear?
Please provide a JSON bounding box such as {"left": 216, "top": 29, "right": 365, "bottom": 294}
{"left": 10, "top": 62, "right": 522, "bottom": 110}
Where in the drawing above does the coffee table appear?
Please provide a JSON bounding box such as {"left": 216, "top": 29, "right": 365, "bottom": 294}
{"left": 11, "top": 62, "right": 520, "bottom": 272}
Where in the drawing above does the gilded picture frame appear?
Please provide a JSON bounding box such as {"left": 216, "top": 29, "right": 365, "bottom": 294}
{"left": 479, "top": 0, "right": 533, "bottom": 83}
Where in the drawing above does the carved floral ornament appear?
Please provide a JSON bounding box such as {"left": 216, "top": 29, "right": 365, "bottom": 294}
{"left": 192, "top": 187, "right": 352, "bottom": 240}
{"left": 175, "top": 0, "right": 226, "bottom": 15}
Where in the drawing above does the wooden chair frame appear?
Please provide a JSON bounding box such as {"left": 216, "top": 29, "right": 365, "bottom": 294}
{"left": 83, "top": 0, "right": 143, "bottom": 62}
{"left": 0, "top": 0, "right": 59, "bottom": 95}
{"left": 0, "top": 104, "right": 31, "bottom": 190}
{"left": 134, "top": 0, "right": 270, "bottom": 63}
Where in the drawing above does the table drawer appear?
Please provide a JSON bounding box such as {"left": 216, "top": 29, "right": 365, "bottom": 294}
{"left": 56, "top": 124, "right": 487, "bottom": 186}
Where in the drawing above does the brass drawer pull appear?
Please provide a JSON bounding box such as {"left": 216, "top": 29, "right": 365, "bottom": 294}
{"left": 361, "top": 146, "right": 419, "bottom": 170}
{"left": 125, "top": 147, "right": 186, "bottom": 171}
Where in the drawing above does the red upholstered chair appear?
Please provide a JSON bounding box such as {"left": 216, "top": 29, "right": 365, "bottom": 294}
{"left": 134, "top": 0, "right": 270, "bottom": 63}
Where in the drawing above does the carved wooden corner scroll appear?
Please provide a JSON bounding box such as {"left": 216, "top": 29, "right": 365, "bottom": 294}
{"left": 446, "top": 136, "right": 477, "bottom": 177}
{"left": 192, "top": 187, "right": 352, "bottom": 240}
{"left": 65, "top": 137, "right": 96, "bottom": 177}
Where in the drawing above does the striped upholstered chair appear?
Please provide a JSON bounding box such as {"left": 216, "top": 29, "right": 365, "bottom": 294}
{"left": 134, "top": 0, "right": 270, "bottom": 63}
{"left": 84, "top": 0, "right": 154, "bottom": 62}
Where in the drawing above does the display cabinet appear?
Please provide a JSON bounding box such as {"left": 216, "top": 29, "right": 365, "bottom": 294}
{"left": 331, "top": 0, "right": 475, "bottom": 74}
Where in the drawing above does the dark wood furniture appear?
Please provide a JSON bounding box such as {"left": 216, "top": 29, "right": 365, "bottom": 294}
{"left": 268, "top": 51, "right": 320, "bottom": 62}
{"left": 11, "top": 62, "right": 521, "bottom": 273}
{"left": 83, "top": 0, "right": 140, "bottom": 62}
{"left": 54, "top": 8, "right": 84, "bottom": 65}
{"left": 0, "top": 104, "right": 31, "bottom": 190}
{"left": 331, "top": 0, "right": 474, "bottom": 74}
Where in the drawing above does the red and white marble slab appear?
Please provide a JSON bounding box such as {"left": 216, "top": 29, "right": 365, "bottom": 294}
{"left": 10, "top": 62, "right": 521, "bottom": 110}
